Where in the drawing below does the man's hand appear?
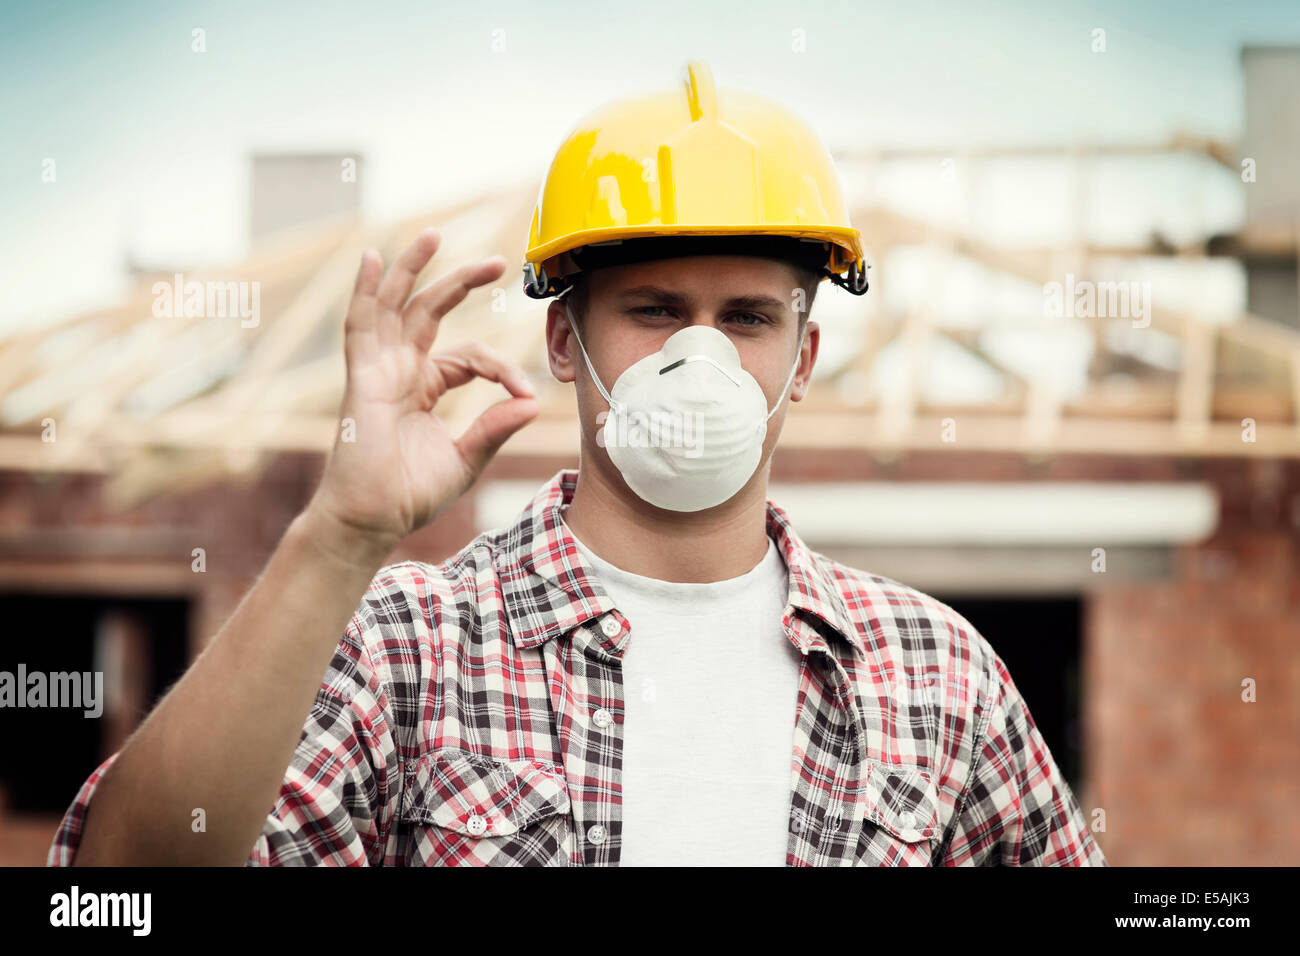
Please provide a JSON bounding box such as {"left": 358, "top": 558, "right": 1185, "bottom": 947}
{"left": 306, "top": 227, "right": 539, "bottom": 557}
{"left": 66, "top": 226, "right": 538, "bottom": 866}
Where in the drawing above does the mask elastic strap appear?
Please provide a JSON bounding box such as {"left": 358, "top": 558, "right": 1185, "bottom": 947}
{"left": 764, "top": 326, "right": 807, "bottom": 423}
{"left": 564, "top": 298, "right": 619, "bottom": 412}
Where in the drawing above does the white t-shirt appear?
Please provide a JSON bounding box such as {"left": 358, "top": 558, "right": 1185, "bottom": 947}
{"left": 564, "top": 519, "right": 800, "bottom": 866}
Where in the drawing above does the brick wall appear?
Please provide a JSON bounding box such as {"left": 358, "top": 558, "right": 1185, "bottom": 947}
{"left": 1087, "top": 476, "right": 1300, "bottom": 864}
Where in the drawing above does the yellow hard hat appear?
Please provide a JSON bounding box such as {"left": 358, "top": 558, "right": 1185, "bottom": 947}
{"left": 523, "top": 60, "right": 869, "bottom": 299}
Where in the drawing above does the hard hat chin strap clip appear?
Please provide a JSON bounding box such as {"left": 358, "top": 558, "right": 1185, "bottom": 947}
{"left": 825, "top": 259, "right": 870, "bottom": 295}
{"left": 524, "top": 261, "right": 575, "bottom": 299}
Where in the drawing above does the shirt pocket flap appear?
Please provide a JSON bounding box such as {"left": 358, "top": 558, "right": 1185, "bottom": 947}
{"left": 403, "top": 750, "right": 570, "bottom": 839}
{"left": 864, "top": 761, "right": 940, "bottom": 842}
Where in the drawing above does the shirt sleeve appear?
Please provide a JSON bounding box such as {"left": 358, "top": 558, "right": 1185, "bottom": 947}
{"left": 938, "top": 650, "right": 1108, "bottom": 866}
{"left": 48, "top": 610, "right": 403, "bottom": 867}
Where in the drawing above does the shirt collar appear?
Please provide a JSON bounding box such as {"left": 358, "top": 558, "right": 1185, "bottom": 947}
{"left": 496, "top": 469, "right": 863, "bottom": 656}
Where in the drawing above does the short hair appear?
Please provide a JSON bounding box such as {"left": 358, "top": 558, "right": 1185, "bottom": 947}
{"left": 564, "top": 260, "right": 821, "bottom": 334}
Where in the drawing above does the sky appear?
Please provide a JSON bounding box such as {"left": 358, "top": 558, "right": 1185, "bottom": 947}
{"left": 2, "top": 0, "right": 1298, "bottom": 334}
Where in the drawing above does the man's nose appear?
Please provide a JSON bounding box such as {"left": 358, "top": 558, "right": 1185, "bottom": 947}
{"left": 684, "top": 312, "right": 724, "bottom": 329}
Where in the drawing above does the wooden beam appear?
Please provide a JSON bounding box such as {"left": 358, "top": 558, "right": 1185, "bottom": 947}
{"left": 837, "top": 132, "right": 1236, "bottom": 170}
{"left": 1023, "top": 374, "right": 1064, "bottom": 450}
{"left": 0, "top": 558, "right": 199, "bottom": 596}
{"left": 1176, "top": 314, "right": 1216, "bottom": 443}
{"left": 498, "top": 413, "right": 1300, "bottom": 458}
{"left": 853, "top": 201, "right": 1300, "bottom": 370}
{"left": 6, "top": 216, "right": 361, "bottom": 395}
{"left": 5, "top": 405, "right": 1300, "bottom": 475}
{"left": 0, "top": 433, "right": 111, "bottom": 473}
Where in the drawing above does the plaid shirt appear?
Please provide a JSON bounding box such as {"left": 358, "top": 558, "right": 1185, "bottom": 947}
{"left": 48, "top": 468, "right": 1106, "bottom": 866}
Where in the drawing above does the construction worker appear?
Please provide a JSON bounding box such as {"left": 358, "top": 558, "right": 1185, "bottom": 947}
{"left": 50, "top": 62, "right": 1104, "bottom": 866}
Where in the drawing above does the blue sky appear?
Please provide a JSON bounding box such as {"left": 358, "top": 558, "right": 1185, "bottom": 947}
{"left": 2, "top": 0, "right": 1298, "bottom": 331}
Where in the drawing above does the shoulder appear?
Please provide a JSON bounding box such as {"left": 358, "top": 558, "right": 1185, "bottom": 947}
{"left": 813, "top": 551, "right": 999, "bottom": 704}
{"left": 309, "top": 530, "right": 513, "bottom": 744}
{"left": 359, "top": 535, "right": 499, "bottom": 625}
{"left": 321, "top": 530, "right": 508, "bottom": 685}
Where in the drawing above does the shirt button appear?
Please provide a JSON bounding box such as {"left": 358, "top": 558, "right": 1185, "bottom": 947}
{"left": 466, "top": 813, "right": 487, "bottom": 837}
{"left": 592, "top": 708, "right": 612, "bottom": 729}
{"left": 587, "top": 824, "right": 607, "bottom": 845}
{"left": 599, "top": 615, "right": 620, "bottom": 638}
{"left": 899, "top": 811, "right": 916, "bottom": 832}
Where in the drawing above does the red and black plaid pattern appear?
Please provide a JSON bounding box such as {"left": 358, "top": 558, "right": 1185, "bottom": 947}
{"left": 48, "top": 469, "right": 1107, "bottom": 866}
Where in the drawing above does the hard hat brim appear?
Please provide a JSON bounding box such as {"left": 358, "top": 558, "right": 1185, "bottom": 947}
{"left": 528, "top": 224, "right": 863, "bottom": 289}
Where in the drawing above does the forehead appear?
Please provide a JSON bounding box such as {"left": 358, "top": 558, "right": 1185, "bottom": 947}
{"left": 587, "top": 255, "right": 801, "bottom": 301}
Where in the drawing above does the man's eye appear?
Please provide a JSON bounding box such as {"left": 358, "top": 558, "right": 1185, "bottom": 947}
{"left": 728, "top": 312, "right": 767, "bottom": 327}
{"left": 633, "top": 306, "right": 671, "bottom": 317}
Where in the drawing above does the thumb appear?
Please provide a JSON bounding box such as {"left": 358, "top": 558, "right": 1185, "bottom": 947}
{"left": 454, "top": 396, "right": 540, "bottom": 477}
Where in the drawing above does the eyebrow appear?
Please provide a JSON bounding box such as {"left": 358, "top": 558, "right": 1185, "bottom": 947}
{"left": 616, "top": 285, "right": 789, "bottom": 313}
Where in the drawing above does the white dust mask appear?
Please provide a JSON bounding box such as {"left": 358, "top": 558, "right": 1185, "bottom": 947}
{"left": 564, "top": 297, "right": 804, "bottom": 512}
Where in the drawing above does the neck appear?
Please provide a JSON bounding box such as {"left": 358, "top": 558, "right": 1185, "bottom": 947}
{"left": 562, "top": 457, "right": 772, "bottom": 583}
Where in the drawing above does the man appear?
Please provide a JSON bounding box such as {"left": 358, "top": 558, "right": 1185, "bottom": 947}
{"left": 49, "top": 62, "right": 1105, "bottom": 866}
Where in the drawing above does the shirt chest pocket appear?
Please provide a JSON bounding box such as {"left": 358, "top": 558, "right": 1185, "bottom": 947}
{"left": 399, "top": 749, "right": 573, "bottom": 866}
{"left": 855, "top": 761, "right": 942, "bottom": 866}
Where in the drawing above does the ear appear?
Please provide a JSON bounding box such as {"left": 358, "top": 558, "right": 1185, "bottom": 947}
{"left": 789, "top": 320, "right": 819, "bottom": 402}
{"left": 545, "top": 299, "right": 577, "bottom": 384}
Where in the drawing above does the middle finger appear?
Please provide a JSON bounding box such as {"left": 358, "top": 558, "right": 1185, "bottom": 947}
{"left": 403, "top": 255, "right": 508, "bottom": 353}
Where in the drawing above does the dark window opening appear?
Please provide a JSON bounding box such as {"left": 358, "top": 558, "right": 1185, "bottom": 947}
{"left": 0, "top": 594, "right": 191, "bottom": 815}
{"left": 930, "top": 594, "right": 1084, "bottom": 796}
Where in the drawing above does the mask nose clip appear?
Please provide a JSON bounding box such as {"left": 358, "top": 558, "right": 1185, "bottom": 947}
{"left": 658, "top": 354, "right": 742, "bottom": 387}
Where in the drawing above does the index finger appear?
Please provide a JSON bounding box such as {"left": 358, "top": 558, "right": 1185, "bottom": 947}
{"left": 376, "top": 227, "right": 442, "bottom": 314}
